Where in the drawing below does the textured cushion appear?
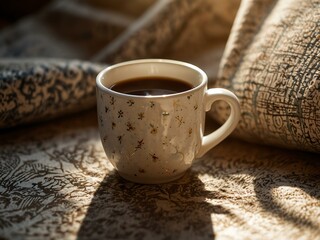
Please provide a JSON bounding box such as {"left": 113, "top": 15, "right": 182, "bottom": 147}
{"left": 0, "top": 59, "right": 104, "bottom": 128}
{"left": 210, "top": 0, "right": 320, "bottom": 152}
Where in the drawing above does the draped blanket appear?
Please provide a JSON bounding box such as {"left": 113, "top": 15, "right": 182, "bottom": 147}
{"left": 0, "top": 0, "right": 236, "bottom": 128}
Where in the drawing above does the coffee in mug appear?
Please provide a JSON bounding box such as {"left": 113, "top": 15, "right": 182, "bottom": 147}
{"left": 110, "top": 76, "right": 193, "bottom": 96}
{"left": 96, "top": 59, "right": 241, "bottom": 184}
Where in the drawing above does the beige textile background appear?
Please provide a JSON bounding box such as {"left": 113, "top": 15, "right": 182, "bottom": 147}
{"left": 0, "top": 0, "right": 319, "bottom": 239}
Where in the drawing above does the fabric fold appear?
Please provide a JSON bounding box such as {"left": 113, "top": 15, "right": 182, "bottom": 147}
{"left": 0, "top": 59, "right": 106, "bottom": 128}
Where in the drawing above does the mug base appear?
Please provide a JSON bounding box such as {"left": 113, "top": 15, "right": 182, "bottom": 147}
{"left": 118, "top": 171, "right": 186, "bottom": 184}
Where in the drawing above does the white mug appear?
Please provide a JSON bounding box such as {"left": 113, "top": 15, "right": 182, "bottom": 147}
{"left": 96, "top": 59, "right": 240, "bottom": 184}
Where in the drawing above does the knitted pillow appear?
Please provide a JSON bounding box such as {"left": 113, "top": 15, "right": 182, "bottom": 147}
{"left": 210, "top": 0, "right": 320, "bottom": 152}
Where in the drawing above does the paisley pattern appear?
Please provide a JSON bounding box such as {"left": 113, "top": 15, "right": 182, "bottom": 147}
{"left": 0, "top": 110, "right": 319, "bottom": 239}
{"left": 0, "top": 59, "right": 105, "bottom": 128}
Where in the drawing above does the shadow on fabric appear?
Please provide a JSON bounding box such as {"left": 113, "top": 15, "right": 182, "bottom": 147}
{"left": 202, "top": 136, "right": 320, "bottom": 233}
{"left": 77, "top": 170, "right": 233, "bottom": 240}
{"left": 251, "top": 151, "right": 320, "bottom": 230}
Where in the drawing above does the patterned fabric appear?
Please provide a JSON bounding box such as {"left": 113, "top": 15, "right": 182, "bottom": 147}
{"left": 210, "top": 0, "right": 320, "bottom": 152}
{"left": 0, "top": 1, "right": 320, "bottom": 239}
{"left": 1, "top": 110, "right": 319, "bottom": 240}
{"left": 0, "top": 59, "right": 105, "bottom": 128}
{"left": 0, "top": 0, "right": 238, "bottom": 129}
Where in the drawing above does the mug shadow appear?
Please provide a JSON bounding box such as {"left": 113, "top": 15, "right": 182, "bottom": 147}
{"left": 77, "top": 170, "right": 235, "bottom": 240}
{"left": 76, "top": 137, "right": 320, "bottom": 239}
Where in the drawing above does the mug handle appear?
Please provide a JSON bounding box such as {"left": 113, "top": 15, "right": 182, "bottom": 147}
{"left": 196, "top": 88, "right": 241, "bottom": 158}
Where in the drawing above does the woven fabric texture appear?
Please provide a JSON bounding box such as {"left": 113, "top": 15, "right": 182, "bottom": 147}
{"left": 211, "top": 0, "right": 320, "bottom": 152}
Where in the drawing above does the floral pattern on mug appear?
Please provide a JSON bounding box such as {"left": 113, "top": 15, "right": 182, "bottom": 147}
{"left": 96, "top": 59, "right": 240, "bottom": 184}
{"left": 97, "top": 88, "right": 203, "bottom": 183}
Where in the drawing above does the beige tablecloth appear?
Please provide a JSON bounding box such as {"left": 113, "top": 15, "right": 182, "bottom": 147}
{"left": 1, "top": 109, "right": 319, "bottom": 239}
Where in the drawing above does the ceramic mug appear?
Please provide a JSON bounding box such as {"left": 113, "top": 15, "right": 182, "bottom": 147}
{"left": 96, "top": 59, "right": 241, "bottom": 184}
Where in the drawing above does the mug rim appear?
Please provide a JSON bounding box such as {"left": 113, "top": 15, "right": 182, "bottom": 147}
{"left": 96, "top": 59, "right": 208, "bottom": 99}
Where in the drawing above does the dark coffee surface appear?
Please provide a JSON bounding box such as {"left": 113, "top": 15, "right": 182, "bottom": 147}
{"left": 110, "top": 76, "right": 193, "bottom": 96}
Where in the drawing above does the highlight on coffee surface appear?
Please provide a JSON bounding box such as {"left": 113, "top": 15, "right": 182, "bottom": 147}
{"left": 110, "top": 76, "right": 193, "bottom": 96}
